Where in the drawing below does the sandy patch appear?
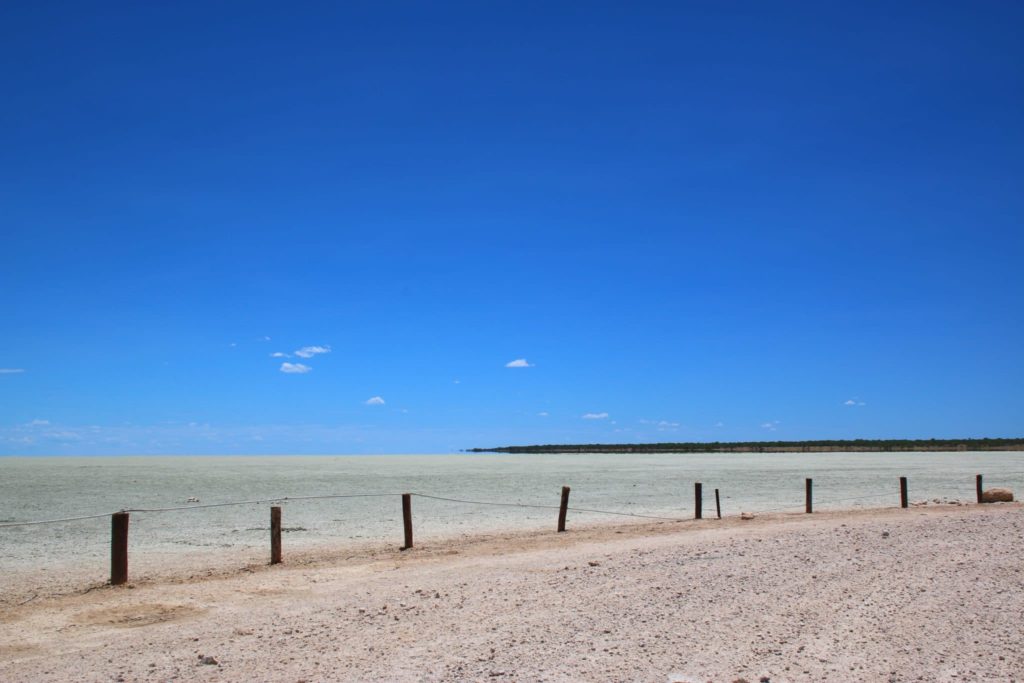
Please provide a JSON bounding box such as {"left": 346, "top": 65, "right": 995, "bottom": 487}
{"left": 0, "top": 504, "right": 1021, "bottom": 682}
{"left": 73, "top": 603, "right": 205, "bottom": 628}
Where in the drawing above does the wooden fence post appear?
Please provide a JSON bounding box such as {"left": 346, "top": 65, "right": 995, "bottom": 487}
{"left": 976, "top": 474, "right": 983, "bottom": 504}
{"left": 557, "top": 486, "right": 570, "bottom": 532}
{"left": 899, "top": 477, "right": 908, "bottom": 509}
{"left": 270, "top": 506, "right": 282, "bottom": 564}
{"left": 694, "top": 482, "right": 703, "bottom": 520}
{"left": 401, "top": 493, "right": 413, "bottom": 550}
{"left": 805, "top": 478, "right": 813, "bottom": 514}
{"left": 714, "top": 488, "right": 721, "bottom": 519}
{"left": 110, "top": 512, "right": 129, "bottom": 586}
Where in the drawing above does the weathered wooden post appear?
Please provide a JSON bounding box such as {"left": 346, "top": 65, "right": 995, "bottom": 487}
{"left": 270, "top": 506, "right": 282, "bottom": 564}
{"left": 401, "top": 493, "right": 413, "bottom": 550}
{"left": 694, "top": 482, "right": 703, "bottom": 519}
{"left": 714, "top": 488, "right": 721, "bottom": 519}
{"left": 110, "top": 512, "right": 129, "bottom": 586}
{"left": 976, "top": 474, "right": 983, "bottom": 504}
{"left": 557, "top": 486, "right": 570, "bottom": 532}
{"left": 899, "top": 477, "right": 908, "bottom": 509}
{"left": 805, "top": 478, "right": 813, "bottom": 514}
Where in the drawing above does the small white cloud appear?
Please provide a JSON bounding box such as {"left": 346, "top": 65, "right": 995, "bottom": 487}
{"left": 0, "top": 368, "right": 26, "bottom": 374}
{"left": 641, "top": 418, "right": 680, "bottom": 430}
{"left": 365, "top": 396, "right": 385, "bottom": 406}
{"left": 262, "top": 336, "right": 271, "bottom": 341}
{"left": 714, "top": 421, "right": 725, "bottom": 428}
{"left": 229, "top": 342, "right": 237, "bottom": 348}
{"left": 505, "top": 358, "right": 533, "bottom": 368}
{"left": 280, "top": 362, "right": 311, "bottom": 374}
{"left": 48, "top": 430, "right": 83, "bottom": 442}
{"left": 843, "top": 398, "right": 867, "bottom": 406}
{"left": 295, "top": 345, "right": 331, "bottom": 359}
{"left": 582, "top": 412, "right": 609, "bottom": 420}
{"left": 27, "top": 419, "right": 50, "bottom": 426}
{"left": 537, "top": 411, "right": 549, "bottom": 417}
{"left": 761, "top": 420, "right": 780, "bottom": 431}
{"left": 453, "top": 379, "right": 461, "bottom": 384}
{"left": 270, "top": 352, "right": 291, "bottom": 358}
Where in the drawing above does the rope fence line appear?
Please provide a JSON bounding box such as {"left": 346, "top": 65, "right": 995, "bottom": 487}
{"left": 564, "top": 507, "right": 684, "bottom": 522}
{"left": 123, "top": 492, "right": 404, "bottom": 514}
{"left": 410, "top": 492, "right": 561, "bottom": 511}
{"left": 412, "top": 492, "right": 690, "bottom": 522}
{"left": 0, "top": 493, "right": 408, "bottom": 528}
{"left": 0, "top": 511, "right": 114, "bottom": 528}
{"left": 0, "top": 470, "right": 1017, "bottom": 586}
{"left": 0, "top": 472, "right": 1018, "bottom": 529}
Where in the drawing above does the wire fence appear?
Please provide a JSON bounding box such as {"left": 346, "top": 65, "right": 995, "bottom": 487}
{"left": 2, "top": 472, "right": 1019, "bottom": 530}
{"left": 2, "top": 469, "right": 1019, "bottom": 599}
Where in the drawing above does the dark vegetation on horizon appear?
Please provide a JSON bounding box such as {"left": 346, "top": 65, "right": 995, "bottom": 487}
{"left": 469, "top": 438, "right": 1024, "bottom": 454}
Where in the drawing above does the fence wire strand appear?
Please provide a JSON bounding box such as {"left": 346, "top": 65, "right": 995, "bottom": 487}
{"left": 124, "top": 492, "right": 403, "bottom": 514}
{"left": 1, "top": 475, "right": 1020, "bottom": 529}
{"left": 411, "top": 492, "right": 560, "bottom": 511}
{"left": 412, "top": 493, "right": 687, "bottom": 522}
{"left": 0, "top": 512, "right": 114, "bottom": 528}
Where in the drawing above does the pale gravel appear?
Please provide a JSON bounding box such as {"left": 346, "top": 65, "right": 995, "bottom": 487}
{"left": 1, "top": 504, "right": 1022, "bottom": 682}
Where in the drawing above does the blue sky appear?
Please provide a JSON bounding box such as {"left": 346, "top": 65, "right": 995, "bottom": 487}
{"left": 1, "top": 2, "right": 1022, "bottom": 454}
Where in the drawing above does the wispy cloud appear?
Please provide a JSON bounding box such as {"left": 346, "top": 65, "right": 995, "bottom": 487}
{"left": 639, "top": 418, "right": 680, "bottom": 430}
{"left": 28, "top": 419, "right": 50, "bottom": 426}
{"left": 270, "top": 352, "right": 291, "bottom": 358}
{"left": 714, "top": 421, "right": 725, "bottom": 428}
{"left": 280, "top": 362, "right": 311, "bottom": 374}
{"left": 0, "top": 368, "right": 25, "bottom": 374}
{"left": 843, "top": 398, "right": 867, "bottom": 406}
{"left": 294, "top": 345, "right": 331, "bottom": 359}
{"left": 365, "top": 396, "right": 385, "bottom": 406}
{"left": 761, "top": 420, "right": 780, "bottom": 431}
{"left": 537, "top": 411, "right": 549, "bottom": 417}
{"left": 505, "top": 358, "right": 533, "bottom": 368}
{"left": 582, "top": 412, "right": 609, "bottom": 420}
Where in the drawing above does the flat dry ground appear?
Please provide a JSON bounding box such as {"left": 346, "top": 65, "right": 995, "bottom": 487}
{"left": 1, "top": 504, "right": 1021, "bottom": 682}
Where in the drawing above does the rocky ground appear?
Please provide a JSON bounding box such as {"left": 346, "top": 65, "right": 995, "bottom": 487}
{"left": 1, "top": 504, "right": 1022, "bottom": 682}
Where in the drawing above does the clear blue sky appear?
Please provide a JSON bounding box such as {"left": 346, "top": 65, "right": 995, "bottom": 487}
{"left": 1, "top": 2, "right": 1022, "bottom": 454}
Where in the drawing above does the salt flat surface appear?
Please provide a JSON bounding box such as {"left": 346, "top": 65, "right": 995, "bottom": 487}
{"left": 1, "top": 452, "right": 1022, "bottom": 590}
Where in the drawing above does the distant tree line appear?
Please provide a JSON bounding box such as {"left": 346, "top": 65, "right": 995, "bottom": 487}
{"left": 467, "top": 438, "right": 1024, "bottom": 454}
